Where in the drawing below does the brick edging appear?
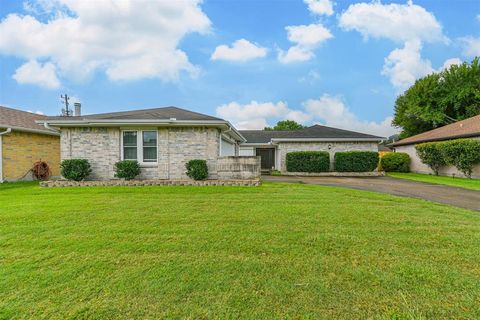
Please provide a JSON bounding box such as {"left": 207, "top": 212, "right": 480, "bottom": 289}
{"left": 280, "top": 171, "right": 385, "bottom": 177}
{"left": 40, "top": 179, "right": 261, "bottom": 188}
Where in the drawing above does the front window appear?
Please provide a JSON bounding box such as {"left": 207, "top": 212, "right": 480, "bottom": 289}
{"left": 122, "top": 130, "right": 157, "bottom": 164}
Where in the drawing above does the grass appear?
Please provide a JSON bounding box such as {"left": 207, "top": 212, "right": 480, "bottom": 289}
{"left": 1, "top": 181, "right": 479, "bottom": 319}
{"left": 388, "top": 172, "right": 480, "bottom": 191}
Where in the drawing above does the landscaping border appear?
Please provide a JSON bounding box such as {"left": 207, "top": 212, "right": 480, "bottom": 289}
{"left": 40, "top": 179, "right": 261, "bottom": 188}
{"left": 280, "top": 171, "right": 384, "bottom": 177}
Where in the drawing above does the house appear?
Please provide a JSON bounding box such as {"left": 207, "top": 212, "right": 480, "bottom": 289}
{"left": 0, "top": 106, "right": 60, "bottom": 182}
{"left": 39, "top": 106, "right": 251, "bottom": 180}
{"left": 390, "top": 114, "right": 480, "bottom": 178}
{"left": 239, "top": 125, "right": 384, "bottom": 172}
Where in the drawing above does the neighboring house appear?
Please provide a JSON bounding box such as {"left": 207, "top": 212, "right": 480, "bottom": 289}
{"left": 390, "top": 114, "right": 480, "bottom": 178}
{"left": 0, "top": 106, "right": 60, "bottom": 182}
{"left": 39, "top": 107, "right": 247, "bottom": 180}
{"left": 239, "top": 125, "right": 384, "bottom": 172}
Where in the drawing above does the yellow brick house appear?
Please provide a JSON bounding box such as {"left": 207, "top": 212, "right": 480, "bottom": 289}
{"left": 0, "top": 106, "right": 60, "bottom": 182}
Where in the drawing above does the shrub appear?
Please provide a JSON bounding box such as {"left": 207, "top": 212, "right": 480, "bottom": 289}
{"left": 60, "top": 159, "right": 91, "bottom": 181}
{"left": 440, "top": 139, "right": 480, "bottom": 178}
{"left": 186, "top": 159, "right": 209, "bottom": 180}
{"left": 416, "top": 142, "right": 446, "bottom": 175}
{"left": 114, "top": 160, "right": 141, "bottom": 180}
{"left": 380, "top": 152, "right": 410, "bottom": 172}
{"left": 32, "top": 160, "right": 51, "bottom": 180}
{"left": 286, "top": 151, "right": 330, "bottom": 172}
{"left": 334, "top": 151, "right": 379, "bottom": 172}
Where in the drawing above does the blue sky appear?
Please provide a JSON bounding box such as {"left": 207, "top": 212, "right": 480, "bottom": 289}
{"left": 0, "top": 0, "right": 479, "bottom": 136}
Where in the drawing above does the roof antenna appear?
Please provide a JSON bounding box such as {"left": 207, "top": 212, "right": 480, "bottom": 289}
{"left": 60, "top": 94, "right": 72, "bottom": 117}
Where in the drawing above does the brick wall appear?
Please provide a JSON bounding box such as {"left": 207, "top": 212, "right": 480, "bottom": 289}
{"left": 2, "top": 131, "right": 60, "bottom": 181}
{"left": 61, "top": 126, "right": 222, "bottom": 180}
{"left": 277, "top": 141, "right": 378, "bottom": 172}
{"left": 217, "top": 156, "right": 260, "bottom": 180}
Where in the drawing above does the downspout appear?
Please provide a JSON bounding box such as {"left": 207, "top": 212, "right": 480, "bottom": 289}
{"left": 0, "top": 128, "right": 12, "bottom": 183}
{"left": 43, "top": 122, "right": 59, "bottom": 133}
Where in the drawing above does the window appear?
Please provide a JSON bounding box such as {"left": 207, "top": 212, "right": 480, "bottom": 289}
{"left": 122, "top": 130, "right": 157, "bottom": 164}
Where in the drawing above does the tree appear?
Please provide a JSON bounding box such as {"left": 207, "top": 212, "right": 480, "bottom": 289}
{"left": 264, "top": 120, "right": 305, "bottom": 131}
{"left": 393, "top": 57, "right": 480, "bottom": 138}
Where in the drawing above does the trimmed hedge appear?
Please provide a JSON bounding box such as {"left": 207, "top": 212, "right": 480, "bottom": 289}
{"left": 416, "top": 138, "right": 480, "bottom": 178}
{"left": 415, "top": 142, "right": 446, "bottom": 175}
{"left": 114, "top": 160, "right": 141, "bottom": 180}
{"left": 334, "top": 151, "right": 379, "bottom": 172}
{"left": 60, "top": 159, "right": 91, "bottom": 181}
{"left": 186, "top": 159, "right": 209, "bottom": 180}
{"left": 286, "top": 151, "right": 330, "bottom": 172}
{"left": 380, "top": 152, "right": 410, "bottom": 172}
{"left": 440, "top": 139, "right": 480, "bottom": 178}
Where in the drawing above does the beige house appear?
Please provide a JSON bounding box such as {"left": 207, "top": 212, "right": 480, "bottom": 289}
{"left": 390, "top": 115, "right": 480, "bottom": 178}
{"left": 0, "top": 106, "right": 60, "bottom": 182}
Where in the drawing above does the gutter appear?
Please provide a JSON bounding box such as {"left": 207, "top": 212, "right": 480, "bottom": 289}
{"left": 0, "top": 123, "right": 59, "bottom": 136}
{"left": 0, "top": 128, "right": 12, "bottom": 183}
{"left": 270, "top": 137, "right": 385, "bottom": 142}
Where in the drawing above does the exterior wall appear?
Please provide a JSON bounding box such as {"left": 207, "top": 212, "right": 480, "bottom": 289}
{"left": 239, "top": 146, "right": 255, "bottom": 156}
{"left": 277, "top": 141, "right": 378, "bottom": 172}
{"left": 217, "top": 156, "right": 261, "bottom": 180}
{"left": 60, "top": 126, "right": 221, "bottom": 180}
{"left": 2, "top": 131, "right": 60, "bottom": 181}
{"left": 395, "top": 144, "right": 480, "bottom": 179}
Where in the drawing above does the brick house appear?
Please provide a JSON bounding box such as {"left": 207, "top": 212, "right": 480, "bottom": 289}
{"left": 390, "top": 114, "right": 480, "bottom": 178}
{"left": 239, "top": 125, "right": 384, "bottom": 172}
{"left": 0, "top": 106, "right": 60, "bottom": 182}
{"left": 39, "top": 106, "right": 253, "bottom": 180}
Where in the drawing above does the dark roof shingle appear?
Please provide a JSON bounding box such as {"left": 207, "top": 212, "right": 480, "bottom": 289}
{"left": 44, "top": 106, "right": 223, "bottom": 122}
{"left": 240, "top": 124, "right": 384, "bottom": 143}
{"left": 391, "top": 114, "right": 480, "bottom": 147}
{"left": 0, "top": 106, "right": 56, "bottom": 134}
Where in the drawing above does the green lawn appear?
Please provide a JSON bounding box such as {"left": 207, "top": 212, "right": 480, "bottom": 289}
{"left": 388, "top": 172, "right": 480, "bottom": 191}
{"left": 1, "top": 182, "right": 479, "bottom": 319}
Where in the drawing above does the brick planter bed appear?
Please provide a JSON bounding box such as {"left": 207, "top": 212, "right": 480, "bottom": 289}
{"left": 280, "top": 172, "right": 385, "bottom": 177}
{"left": 40, "top": 179, "right": 261, "bottom": 188}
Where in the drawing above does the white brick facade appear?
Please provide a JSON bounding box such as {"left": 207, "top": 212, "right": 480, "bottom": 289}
{"left": 60, "top": 127, "right": 227, "bottom": 180}
{"left": 277, "top": 141, "right": 378, "bottom": 172}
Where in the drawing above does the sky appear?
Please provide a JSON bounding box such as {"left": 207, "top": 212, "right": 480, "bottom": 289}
{"left": 0, "top": 0, "right": 479, "bottom": 136}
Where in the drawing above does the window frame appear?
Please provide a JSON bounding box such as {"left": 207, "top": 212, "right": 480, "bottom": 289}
{"left": 121, "top": 129, "right": 158, "bottom": 166}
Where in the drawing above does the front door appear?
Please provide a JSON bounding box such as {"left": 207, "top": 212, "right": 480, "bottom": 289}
{"left": 256, "top": 148, "right": 275, "bottom": 170}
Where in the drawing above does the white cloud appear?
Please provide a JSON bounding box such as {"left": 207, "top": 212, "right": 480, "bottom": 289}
{"left": 303, "top": 95, "right": 397, "bottom": 137}
{"left": 278, "top": 24, "right": 333, "bottom": 63}
{"left": 460, "top": 36, "right": 480, "bottom": 57}
{"left": 0, "top": 0, "right": 211, "bottom": 87}
{"left": 27, "top": 110, "right": 45, "bottom": 115}
{"left": 12, "top": 60, "right": 60, "bottom": 89}
{"left": 381, "top": 40, "right": 433, "bottom": 92}
{"left": 440, "top": 58, "right": 462, "bottom": 71}
{"left": 339, "top": 1, "right": 447, "bottom": 44}
{"left": 211, "top": 39, "right": 267, "bottom": 62}
{"left": 304, "top": 0, "right": 334, "bottom": 16}
{"left": 216, "top": 95, "right": 397, "bottom": 136}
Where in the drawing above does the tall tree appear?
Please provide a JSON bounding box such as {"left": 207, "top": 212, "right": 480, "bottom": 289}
{"left": 393, "top": 57, "right": 480, "bottom": 138}
{"left": 264, "top": 120, "right": 306, "bottom": 131}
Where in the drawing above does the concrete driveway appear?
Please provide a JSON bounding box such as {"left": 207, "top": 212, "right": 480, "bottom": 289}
{"left": 263, "top": 175, "right": 480, "bottom": 211}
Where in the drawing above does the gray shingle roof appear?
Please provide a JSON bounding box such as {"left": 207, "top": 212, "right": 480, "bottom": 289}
{"left": 240, "top": 125, "right": 384, "bottom": 143}
{"left": 0, "top": 106, "right": 57, "bottom": 135}
{"left": 45, "top": 106, "right": 223, "bottom": 122}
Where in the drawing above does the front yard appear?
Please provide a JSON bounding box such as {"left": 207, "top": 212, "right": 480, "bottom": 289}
{"left": 388, "top": 172, "right": 480, "bottom": 191}
{"left": 1, "top": 182, "right": 479, "bottom": 319}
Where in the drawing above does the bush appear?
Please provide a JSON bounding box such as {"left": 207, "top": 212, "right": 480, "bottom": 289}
{"left": 286, "top": 151, "right": 330, "bottom": 172}
{"left": 440, "top": 139, "right": 480, "bottom": 178}
{"left": 334, "top": 151, "right": 379, "bottom": 172}
{"left": 60, "top": 159, "right": 91, "bottom": 181}
{"left": 380, "top": 152, "right": 410, "bottom": 172}
{"left": 186, "top": 159, "right": 209, "bottom": 180}
{"left": 114, "top": 160, "right": 141, "bottom": 180}
{"left": 416, "top": 142, "right": 446, "bottom": 175}
{"left": 32, "top": 160, "right": 51, "bottom": 180}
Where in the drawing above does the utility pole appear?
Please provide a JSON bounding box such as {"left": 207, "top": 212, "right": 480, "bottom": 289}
{"left": 61, "top": 94, "right": 72, "bottom": 117}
